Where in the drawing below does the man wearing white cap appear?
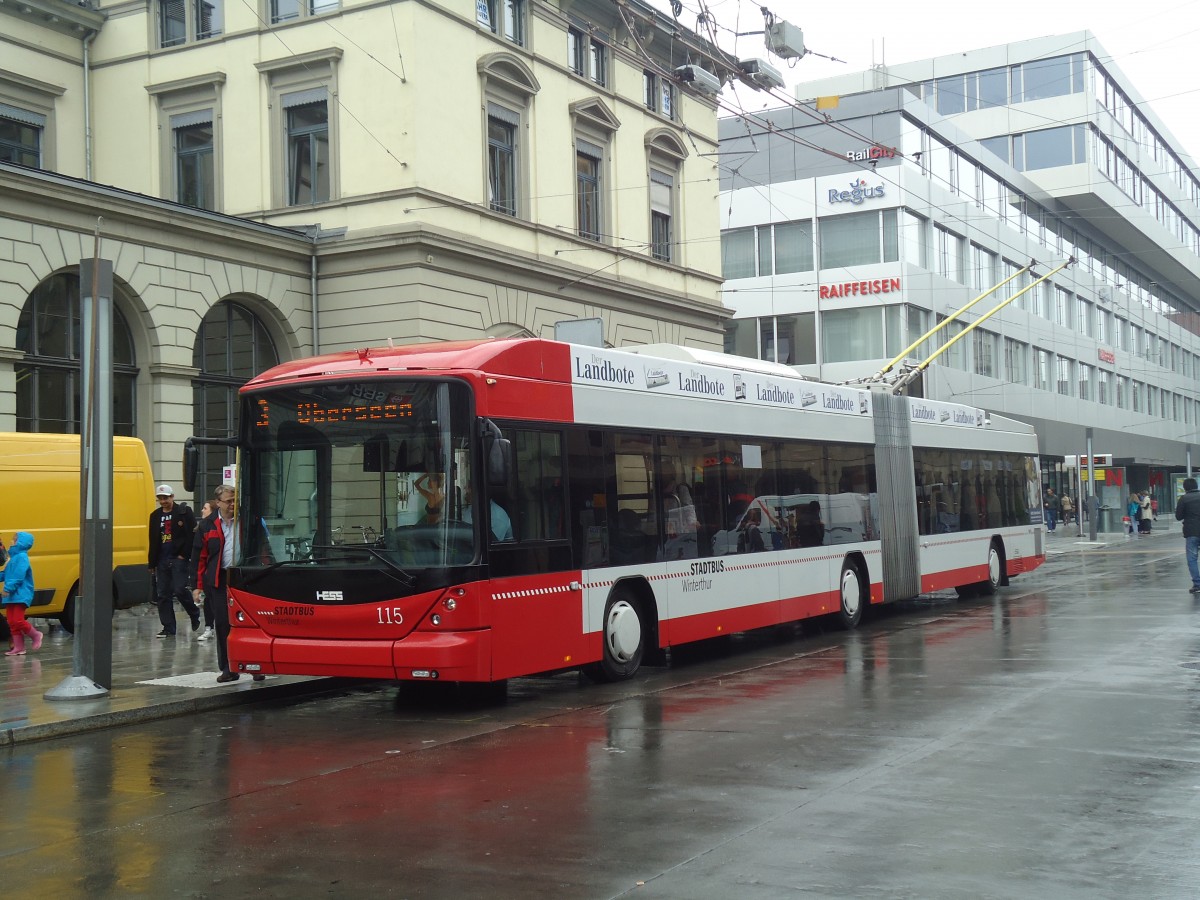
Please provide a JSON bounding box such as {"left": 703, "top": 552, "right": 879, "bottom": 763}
{"left": 148, "top": 484, "right": 201, "bottom": 637}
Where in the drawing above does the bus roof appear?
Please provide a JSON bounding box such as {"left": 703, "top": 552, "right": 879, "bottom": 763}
{"left": 241, "top": 337, "right": 1033, "bottom": 440}
{"left": 243, "top": 338, "right": 822, "bottom": 391}
{"left": 242, "top": 338, "right": 557, "bottom": 389}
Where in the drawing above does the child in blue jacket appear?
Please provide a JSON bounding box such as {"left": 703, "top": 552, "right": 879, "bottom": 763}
{"left": 2, "top": 532, "right": 43, "bottom": 656}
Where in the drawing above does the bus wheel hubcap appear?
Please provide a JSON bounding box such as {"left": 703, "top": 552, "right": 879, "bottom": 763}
{"left": 606, "top": 601, "right": 641, "bottom": 662}
{"left": 841, "top": 570, "right": 860, "bottom": 616}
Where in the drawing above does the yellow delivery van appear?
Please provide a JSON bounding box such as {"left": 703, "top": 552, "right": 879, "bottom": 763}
{"left": 0, "top": 433, "right": 156, "bottom": 632}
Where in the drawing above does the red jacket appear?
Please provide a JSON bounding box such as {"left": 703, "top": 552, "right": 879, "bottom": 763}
{"left": 188, "top": 514, "right": 227, "bottom": 592}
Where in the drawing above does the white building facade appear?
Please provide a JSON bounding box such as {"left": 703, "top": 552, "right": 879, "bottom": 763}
{"left": 719, "top": 33, "right": 1200, "bottom": 515}
{"left": 1, "top": 0, "right": 735, "bottom": 498}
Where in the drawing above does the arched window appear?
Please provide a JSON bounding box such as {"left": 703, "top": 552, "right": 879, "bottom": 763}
{"left": 15, "top": 272, "right": 138, "bottom": 434}
{"left": 191, "top": 300, "right": 279, "bottom": 500}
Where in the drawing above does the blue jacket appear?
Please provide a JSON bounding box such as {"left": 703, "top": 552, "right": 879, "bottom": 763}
{"left": 0, "top": 531, "right": 36, "bottom": 607}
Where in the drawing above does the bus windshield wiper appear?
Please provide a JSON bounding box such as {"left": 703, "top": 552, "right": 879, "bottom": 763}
{"left": 307, "top": 544, "right": 417, "bottom": 587}
{"left": 241, "top": 547, "right": 415, "bottom": 589}
{"left": 241, "top": 557, "right": 323, "bottom": 588}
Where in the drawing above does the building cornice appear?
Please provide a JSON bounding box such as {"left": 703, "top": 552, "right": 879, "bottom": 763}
{"left": 145, "top": 71, "right": 227, "bottom": 96}
{"left": 0, "top": 162, "right": 314, "bottom": 257}
{"left": 0, "top": 67, "right": 68, "bottom": 97}
{"left": 0, "top": 0, "right": 105, "bottom": 38}
{"left": 255, "top": 47, "right": 344, "bottom": 75}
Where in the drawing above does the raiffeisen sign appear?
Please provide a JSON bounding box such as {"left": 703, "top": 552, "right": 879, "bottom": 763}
{"left": 828, "top": 177, "right": 885, "bottom": 205}
{"left": 846, "top": 146, "right": 896, "bottom": 162}
{"left": 819, "top": 278, "right": 901, "bottom": 299}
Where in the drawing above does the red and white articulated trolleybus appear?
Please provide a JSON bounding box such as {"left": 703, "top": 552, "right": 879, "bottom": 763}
{"left": 200, "top": 338, "right": 1045, "bottom": 685}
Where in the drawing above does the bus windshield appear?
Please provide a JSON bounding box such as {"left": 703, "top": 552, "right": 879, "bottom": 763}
{"left": 240, "top": 379, "right": 476, "bottom": 572}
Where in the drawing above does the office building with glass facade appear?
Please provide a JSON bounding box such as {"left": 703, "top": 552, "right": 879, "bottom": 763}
{"left": 719, "top": 32, "right": 1200, "bottom": 513}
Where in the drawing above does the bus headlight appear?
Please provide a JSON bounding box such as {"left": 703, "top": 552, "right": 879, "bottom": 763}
{"left": 431, "top": 614, "right": 441, "bottom": 626}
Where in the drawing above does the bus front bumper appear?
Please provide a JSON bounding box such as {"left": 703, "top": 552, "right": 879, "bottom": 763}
{"left": 231, "top": 628, "right": 494, "bottom": 682}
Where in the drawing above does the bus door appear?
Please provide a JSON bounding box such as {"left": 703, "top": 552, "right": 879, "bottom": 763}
{"left": 654, "top": 435, "right": 718, "bottom": 561}
{"left": 611, "top": 433, "right": 656, "bottom": 566}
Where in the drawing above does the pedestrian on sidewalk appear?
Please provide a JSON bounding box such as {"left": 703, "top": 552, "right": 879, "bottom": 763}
{"left": 1127, "top": 493, "right": 1141, "bottom": 537}
{"left": 1044, "top": 488, "right": 1058, "bottom": 532}
{"left": 192, "top": 500, "right": 217, "bottom": 642}
{"left": 149, "top": 484, "right": 201, "bottom": 638}
{"left": 1175, "top": 477, "right": 1200, "bottom": 593}
{"left": 1139, "top": 491, "right": 1154, "bottom": 535}
{"left": 188, "top": 485, "right": 264, "bottom": 683}
{"left": 1060, "top": 494, "right": 1074, "bottom": 527}
{"left": 2, "top": 532, "right": 43, "bottom": 656}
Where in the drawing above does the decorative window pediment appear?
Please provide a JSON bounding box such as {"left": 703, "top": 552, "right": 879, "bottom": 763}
{"left": 478, "top": 53, "right": 541, "bottom": 97}
{"left": 645, "top": 128, "right": 687, "bottom": 162}
{"left": 570, "top": 97, "right": 620, "bottom": 134}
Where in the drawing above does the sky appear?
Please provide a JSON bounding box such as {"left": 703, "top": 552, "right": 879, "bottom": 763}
{"left": 653, "top": 0, "right": 1200, "bottom": 163}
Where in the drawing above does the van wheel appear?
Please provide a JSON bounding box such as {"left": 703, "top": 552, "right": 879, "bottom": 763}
{"left": 58, "top": 588, "right": 78, "bottom": 634}
{"left": 837, "top": 560, "right": 864, "bottom": 630}
{"left": 584, "top": 589, "right": 645, "bottom": 683}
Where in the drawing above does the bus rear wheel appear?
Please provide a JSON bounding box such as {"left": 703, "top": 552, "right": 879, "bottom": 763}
{"left": 977, "top": 543, "right": 1004, "bottom": 596}
{"left": 956, "top": 542, "right": 1004, "bottom": 598}
{"left": 585, "top": 590, "right": 645, "bottom": 682}
{"left": 837, "top": 560, "right": 864, "bottom": 630}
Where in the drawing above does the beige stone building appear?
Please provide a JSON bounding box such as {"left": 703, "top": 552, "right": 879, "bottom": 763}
{"left": 1, "top": 0, "right": 734, "bottom": 497}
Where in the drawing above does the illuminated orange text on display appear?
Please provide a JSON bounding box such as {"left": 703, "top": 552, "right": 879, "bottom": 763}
{"left": 296, "top": 402, "right": 412, "bottom": 423}
{"left": 256, "top": 399, "right": 269, "bottom": 428}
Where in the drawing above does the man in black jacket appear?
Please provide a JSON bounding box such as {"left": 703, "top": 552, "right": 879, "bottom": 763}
{"left": 1176, "top": 478, "right": 1200, "bottom": 593}
{"left": 148, "top": 484, "right": 201, "bottom": 637}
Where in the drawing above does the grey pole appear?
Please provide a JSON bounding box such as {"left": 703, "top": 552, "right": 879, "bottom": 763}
{"left": 47, "top": 240, "right": 114, "bottom": 700}
{"left": 1086, "top": 428, "right": 1097, "bottom": 542}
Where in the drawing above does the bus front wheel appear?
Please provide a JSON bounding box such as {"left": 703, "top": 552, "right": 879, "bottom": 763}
{"left": 585, "top": 590, "right": 645, "bottom": 682}
{"left": 837, "top": 560, "right": 864, "bottom": 630}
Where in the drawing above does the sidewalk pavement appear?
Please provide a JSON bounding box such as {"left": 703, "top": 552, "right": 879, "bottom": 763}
{"left": 2, "top": 603, "right": 333, "bottom": 747}
{"left": 1, "top": 519, "right": 1186, "bottom": 747}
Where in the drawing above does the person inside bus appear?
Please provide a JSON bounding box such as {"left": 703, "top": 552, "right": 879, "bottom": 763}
{"left": 414, "top": 473, "right": 444, "bottom": 522}
{"left": 727, "top": 478, "right": 753, "bottom": 523}
{"left": 612, "top": 508, "right": 648, "bottom": 565}
{"left": 462, "top": 483, "right": 512, "bottom": 542}
{"left": 736, "top": 507, "right": 766, "bottom": 553}
{"left": 657, "top": 459, "right": 698, "bottom": 559}
{"left": 795, "top": 500, "right": 825, "bottom": 548}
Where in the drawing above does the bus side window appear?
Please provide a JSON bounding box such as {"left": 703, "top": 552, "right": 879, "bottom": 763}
{"left": 511, "top": 429, "right": 565, "bottom": 542}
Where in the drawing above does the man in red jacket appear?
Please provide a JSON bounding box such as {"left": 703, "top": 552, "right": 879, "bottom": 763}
{"left": 187, "top": 485, "right": 264, "bottom": 683}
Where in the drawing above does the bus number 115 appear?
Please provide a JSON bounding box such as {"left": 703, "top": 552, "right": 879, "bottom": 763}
{"left": 377, "top": 607, "right": 404, "bottom": 625}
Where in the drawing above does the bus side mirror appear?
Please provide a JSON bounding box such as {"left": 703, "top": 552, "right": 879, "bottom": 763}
{"left": 183, "top": 439, "right": 199, "bottom": 493}
{"left": 487, "top": 437, "right": 511, "bottom": 487}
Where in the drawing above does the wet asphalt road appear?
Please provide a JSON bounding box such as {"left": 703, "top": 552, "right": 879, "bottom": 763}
{"left": 4, "top": 532, "right": 1200, "bottom": 898}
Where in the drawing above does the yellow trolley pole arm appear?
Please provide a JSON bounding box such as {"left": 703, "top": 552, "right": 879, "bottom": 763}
{"left": 892, "top": 257, "right": 1075, "bottom": 395}
{"left": 868, "top": 260, "right": 1034, "bottom": 383}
